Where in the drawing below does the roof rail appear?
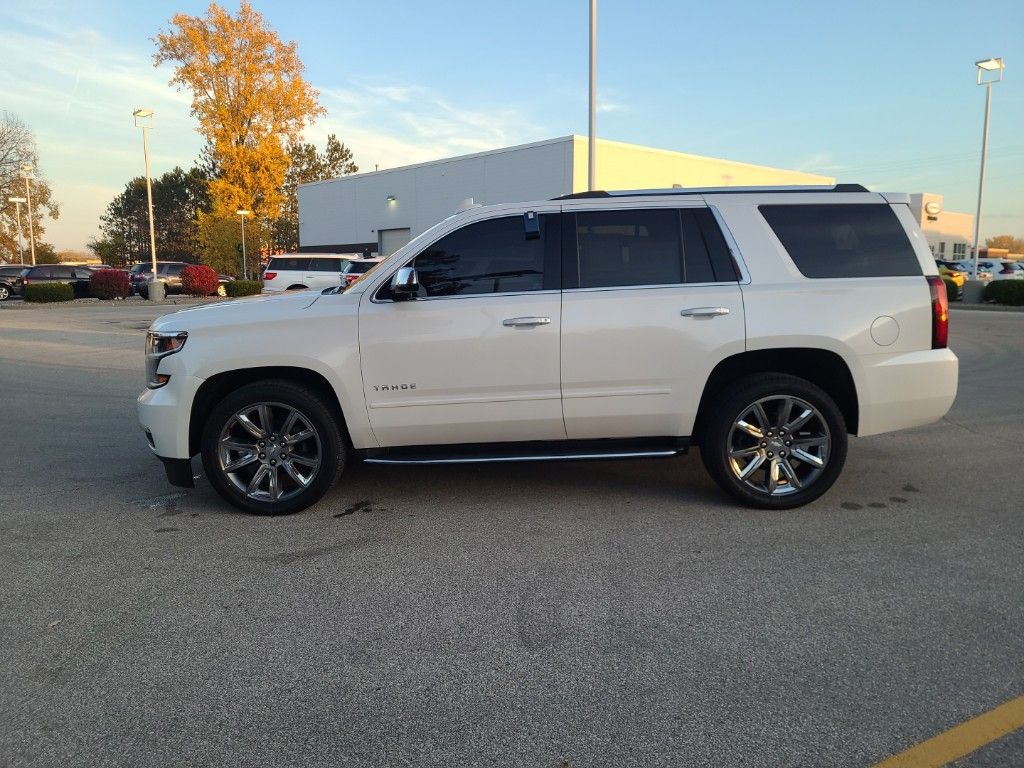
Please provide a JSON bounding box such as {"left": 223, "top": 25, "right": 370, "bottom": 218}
{"left": 553, "top": 184, "right": 868, "bottom": 200}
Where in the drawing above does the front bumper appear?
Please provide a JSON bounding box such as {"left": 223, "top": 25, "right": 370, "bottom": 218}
{"left": 137, "top": 374, "right": 205, "bottom": 459}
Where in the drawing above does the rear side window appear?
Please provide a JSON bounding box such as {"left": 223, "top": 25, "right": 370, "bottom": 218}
{"left": 571, "top": 208, "right": 737, "bottom": 289}
{"left": 575, "top": 209, "right": 681, "bottom": 288}
{"left": 308, "top": 258, "right": 341, "bottom": 272}
{"left": 760, "top": 204, "right": 921, "bottom": 278}
{"left": 267, "top": 257, "right": 311, "bottom": 272}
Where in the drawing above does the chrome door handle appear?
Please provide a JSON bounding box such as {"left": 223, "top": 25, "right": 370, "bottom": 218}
{"left": 503, "top": 316, "right": 552, "bottom": 327}
{"left": 680, "top": 307, "right": 730, "bottom": 318}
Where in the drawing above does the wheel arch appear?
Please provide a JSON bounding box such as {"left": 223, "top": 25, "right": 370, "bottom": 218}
{"left": 692, "top": 348, "right": 859, "bottom": 444}
{"left": 189, "top": 366, "right": 351, "bottom": 456}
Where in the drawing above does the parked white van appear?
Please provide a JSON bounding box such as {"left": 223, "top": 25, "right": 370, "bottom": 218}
{"left": 261, "top": 254, "right": 360, "bottom": 293}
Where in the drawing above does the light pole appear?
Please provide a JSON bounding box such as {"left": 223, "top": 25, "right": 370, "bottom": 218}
{"left": 133, "top": 108, "right": 161, "bottom": 301}
{"left": 21, "top": 165, "right": 36, "bottom": 265}
{"left": 8, "top": 196, "right": 26, "bottom": 263}
{"left": 237, "top": 209, "right": 251, "bottom": 279}
{"left": 971, "top": 57, "right": 1005, "bottom": 280}
{"left": 588, "top": 0, "right": 597, "bottom": 191}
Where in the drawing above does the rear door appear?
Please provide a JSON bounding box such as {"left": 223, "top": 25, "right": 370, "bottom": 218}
{"left": 358, "top": 210, "right": 564, "bottom": 447}
{"left": 304, "top": 257, "right": 343, "bottom": 290}
{"left": 560, "top": 204, "right": 746, "bottom": 439}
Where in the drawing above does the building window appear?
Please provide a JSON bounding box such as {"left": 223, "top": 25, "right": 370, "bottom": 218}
{"left": 953, "top": 243, "right": 967, "bottom": 257}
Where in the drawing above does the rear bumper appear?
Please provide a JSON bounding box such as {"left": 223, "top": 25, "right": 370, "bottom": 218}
{"left": 857, "top": 348, "right": 959, "bottom": 436}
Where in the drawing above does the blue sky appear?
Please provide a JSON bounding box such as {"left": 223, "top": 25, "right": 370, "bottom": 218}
{"left": 2, "top": 0, "right": 1022, "bottom": 250}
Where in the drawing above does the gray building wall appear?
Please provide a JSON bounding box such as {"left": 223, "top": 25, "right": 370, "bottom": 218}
{"left": 298, "top": 137, "right": 574, "bottom": 253}
{"left": 297, "top": 135, "right": 833, "bottom": 254}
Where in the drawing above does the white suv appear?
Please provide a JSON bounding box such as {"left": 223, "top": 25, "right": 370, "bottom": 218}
{"left": 261, "top": 253, "right": 359, "bottom": 293}
{"left": 139, "top": 185, "right": 958, "bottom": 514}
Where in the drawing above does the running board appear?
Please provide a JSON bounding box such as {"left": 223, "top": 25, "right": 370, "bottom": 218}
{"left": 359, "top": 437, "right": 689, "bottom": 466}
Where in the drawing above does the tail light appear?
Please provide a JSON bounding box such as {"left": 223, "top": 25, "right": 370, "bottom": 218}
{"left": 927, "top": 275, "right": 949, "bottom": 349}
{"left": 263, "top": 272, "right": 277, "bottom": 281}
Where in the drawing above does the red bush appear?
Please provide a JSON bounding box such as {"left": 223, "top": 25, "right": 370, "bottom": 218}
{"left": 181, "top": 264, "right": 219, "bottom": 296}
{"left": 89, "top": 268, "right": 131, "bottom": 300}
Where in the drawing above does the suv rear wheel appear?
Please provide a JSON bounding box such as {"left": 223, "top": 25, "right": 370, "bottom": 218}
{"left": 700, "top": 374, "right": 847, "bottom": 509}
{"left": 200, "top": 380, "right": 345, "bottom": 514}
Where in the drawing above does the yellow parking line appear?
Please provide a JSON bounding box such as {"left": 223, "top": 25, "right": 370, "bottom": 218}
{"left": 873, "top": 695, "right": 1024, "bottom": 768}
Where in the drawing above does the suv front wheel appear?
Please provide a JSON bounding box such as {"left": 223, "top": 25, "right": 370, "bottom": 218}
{"left": 200, "top": 380, "right": 345, "bottom": 514}
{"left": 701, "top": 374, "right": 848, "bottom": 509}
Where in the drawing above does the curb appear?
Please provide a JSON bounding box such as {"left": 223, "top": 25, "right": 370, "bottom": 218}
{"left": 950, "top": 303, "right": 1024, "bottom": 313}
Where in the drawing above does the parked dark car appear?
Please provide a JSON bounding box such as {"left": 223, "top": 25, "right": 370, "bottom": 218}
{"left": 19, "top": 264, "right": 97, "bottom": 298}
{"left": 0, "top": 264, "right": 30, "bottom": 300}
{"left": 132, "top": 261, "right": 234, "bottom": 298}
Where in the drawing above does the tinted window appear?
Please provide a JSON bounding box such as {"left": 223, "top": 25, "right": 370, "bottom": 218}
{"left": 0, "top": 267, "right": 23, "bottom": 277}
{"left": 73, "top": 268, "right": 93, "bottom": 279}
{"left": 164, "top": 264, "right": 185, "bottom": 276}
{"left": 575, "top": 209, "right": 681, "bottom": 288}
{"left": 51, "top": 266, "right": 74, "bottom": 279}
{"left": 413, "top": 215, "right": 547, "bottom": 297}
{"left": 760, "top": 204, "right": 921, "bottom": 279}
{"left": 267, "top": 257, "right": 311, "bottom": 272}
{"left": 343, "top": 261, "right": 378, "bottom": 274}
{"left": 308, "top": 258, "right": 342, "bottom": 272}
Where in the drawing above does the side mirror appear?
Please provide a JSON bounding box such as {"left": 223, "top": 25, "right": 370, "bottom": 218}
{"left": 390, "top": 266, "right": 419, "bottom": 300}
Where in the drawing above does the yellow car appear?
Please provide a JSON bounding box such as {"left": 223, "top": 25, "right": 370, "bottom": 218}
{"left": 938, "top": 265, "right": 966, "bottom": 288}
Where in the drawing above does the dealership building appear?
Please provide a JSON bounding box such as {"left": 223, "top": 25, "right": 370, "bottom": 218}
{"left": 908, "top": 193, "right": 975, "bottom": 261}
{"left": 296, "top": 136, "right": 834, "bottom": 255}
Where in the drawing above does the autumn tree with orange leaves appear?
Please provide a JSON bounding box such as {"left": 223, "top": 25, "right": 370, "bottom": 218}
{"left": 154, "top": 2, "right": 324, "bottom": 269}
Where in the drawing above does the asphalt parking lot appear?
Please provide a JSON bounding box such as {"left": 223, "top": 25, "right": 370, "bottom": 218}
{"left": 1, "top": 301, "right": 1022, "bottom": 767}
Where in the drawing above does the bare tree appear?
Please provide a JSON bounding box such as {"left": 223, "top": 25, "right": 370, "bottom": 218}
{"left": 0, "top": 112, "right": 59, "bottom": 262}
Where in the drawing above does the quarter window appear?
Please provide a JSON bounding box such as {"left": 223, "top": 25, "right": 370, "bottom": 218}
{"left": 760, "top": 204, "right": 922, "bottom": 279}
{"left": 412, "top": 215, "right": 547, "bottom": 297}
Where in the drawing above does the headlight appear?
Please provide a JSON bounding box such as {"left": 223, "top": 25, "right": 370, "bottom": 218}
{"left": 145, "top": 331, "right": 188, "bottom": 388}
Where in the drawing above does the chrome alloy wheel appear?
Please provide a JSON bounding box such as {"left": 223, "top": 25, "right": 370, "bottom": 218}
{"left": 217, "top": 402, "right": 322, "bottom": 502}
{"left": 727, "top": 395, "right": 831, "bottom": 497}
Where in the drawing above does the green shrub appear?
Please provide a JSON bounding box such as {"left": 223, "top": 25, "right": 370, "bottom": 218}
{"left": 942, "top": 277, "right": 960, "bottom": 302}
{"left": 983, "top": 280, "right": 1024, "bottom": 306}
{"left": 225, "top": 280, "right": 262, "bottom": 297}
{"left": 89, "top": 268, "right": 130, "bottom": 299}
{"left": 24, "top": 282, "right": 74, "bottom": 303}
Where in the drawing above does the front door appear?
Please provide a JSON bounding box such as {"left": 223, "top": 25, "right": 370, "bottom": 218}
{"left": 359, "top": 211, "right": 564, "bottom": 447}
{"left": 559, "top": 205, "right": 746, "bottom": 439}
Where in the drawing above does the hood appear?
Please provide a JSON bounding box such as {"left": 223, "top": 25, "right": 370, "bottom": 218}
{"left": 150, "top": 290, "right": 326, "bottom": 333}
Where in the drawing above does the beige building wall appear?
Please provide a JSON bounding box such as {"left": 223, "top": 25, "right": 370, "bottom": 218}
{"left": 570, "top": 136, "right": 834, "bottom": 192}
{"left": 909, "top": 193, "right": 974, "bottom": 261}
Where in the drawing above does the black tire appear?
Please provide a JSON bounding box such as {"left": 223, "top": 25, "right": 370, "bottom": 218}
{"left": 286, "top": 285, "right": 307, "bottom": 291}
{"left": 700, "top": 374, "right": 848, "bottom": 510}
{"left": 0, "top": 285, "right": 9, "bottom": 301}
{"left": 200, "top": 380, "right": 345, "bottom": 515}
